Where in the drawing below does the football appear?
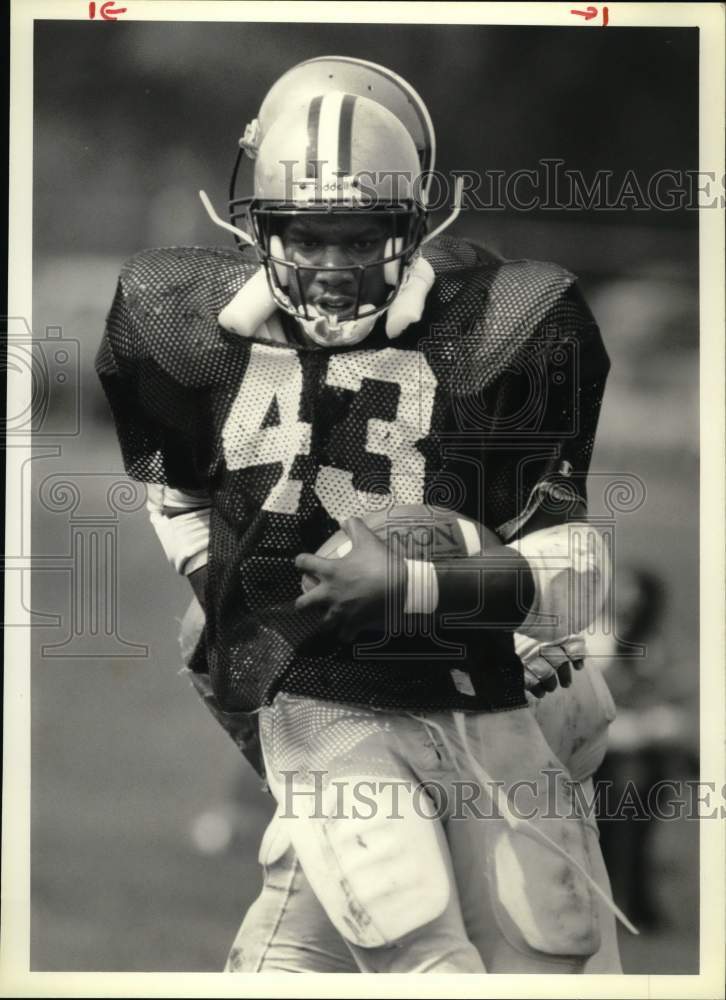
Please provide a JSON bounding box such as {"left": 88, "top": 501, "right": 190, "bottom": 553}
{"left": 300, "top": 503, "right": 487, "bottom": 592}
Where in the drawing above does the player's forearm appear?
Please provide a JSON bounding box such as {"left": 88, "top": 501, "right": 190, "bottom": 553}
{"left": 405, "top": 520, "right": 608, "bottom": 642}
{"left": 429, "top": 548, "right": 535, "bottom": 629}
{"left": 146, "top": 484, "right": 211, "bottom": 609}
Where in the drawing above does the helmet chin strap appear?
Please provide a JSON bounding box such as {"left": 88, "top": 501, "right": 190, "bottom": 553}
{"left": 420, "top": 176, "right": 464, "bottom": 246}
{"left": 199, "top": 190, "right": 255, "bottom": 245}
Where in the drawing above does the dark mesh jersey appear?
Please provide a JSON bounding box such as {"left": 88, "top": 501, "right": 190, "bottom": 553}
{"left": 96, "top": 236, "right": 609, "bottom": 715}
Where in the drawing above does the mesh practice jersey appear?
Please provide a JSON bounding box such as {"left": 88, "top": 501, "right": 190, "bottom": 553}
{"left": 96, "top": 235, "right": 609, "bottom": 715}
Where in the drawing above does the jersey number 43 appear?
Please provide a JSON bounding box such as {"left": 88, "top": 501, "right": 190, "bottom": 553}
{"left": 222, "top": 343, "right": 438, "bottom": 522}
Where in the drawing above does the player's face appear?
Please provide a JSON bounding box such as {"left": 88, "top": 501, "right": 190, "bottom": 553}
{"left": 278, "top": 215, "right": 390, "bottom": 321}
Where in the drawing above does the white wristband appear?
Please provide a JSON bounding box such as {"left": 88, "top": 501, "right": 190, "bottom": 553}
{"left": 403, "top": 559, "right": 439, "bottom": 615}
{"left": 146, "top": 483, "right": 210, "bottom": 510}
{"left": 147, "top": 496, "right": 211, "bottom": 577}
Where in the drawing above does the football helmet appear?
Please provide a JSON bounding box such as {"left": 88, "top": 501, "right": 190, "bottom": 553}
{"left": 204, "top": 91, "right": 431, "bottom": 346}
{"left": 235, "top": 55, "right": 436, "bottom": 204}
{"left": 200, "top": 60, "right": 462, "bottom": 346}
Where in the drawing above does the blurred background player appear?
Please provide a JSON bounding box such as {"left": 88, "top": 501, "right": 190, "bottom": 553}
{"left": 593, "top": 565, "right": 696, "bottom": 929}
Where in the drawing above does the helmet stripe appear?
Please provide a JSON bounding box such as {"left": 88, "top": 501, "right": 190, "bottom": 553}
{"left": 337, "top": 94, "right": 356, "bottom": 176}
{"left": 305, "top": 95, "right": 323, "bottom": 179}
{"left": 317, "top": 92, "right": 345, "bottom": 181}
{"left": 317, "top": 56, "right": 434, "bottom": 173}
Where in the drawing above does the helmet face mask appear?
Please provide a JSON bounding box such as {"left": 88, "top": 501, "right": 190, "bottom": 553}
{"left": 242, "top": 202, "right": 427, "bottom": 334}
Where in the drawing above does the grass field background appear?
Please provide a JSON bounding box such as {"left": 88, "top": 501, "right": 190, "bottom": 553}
{"left": 28, "top": 253, "right": 700, "bottom": 973}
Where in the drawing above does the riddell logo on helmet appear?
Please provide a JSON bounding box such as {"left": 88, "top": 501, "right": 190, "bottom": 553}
{"left": 292, "top": 175, "right": 366, "bottom": 202}
{"left": 281, "top": 160, "right": 423, "bottom": 205}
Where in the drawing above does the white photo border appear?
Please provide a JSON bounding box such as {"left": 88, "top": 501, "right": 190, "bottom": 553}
{"left": 4, "top": 1, "right": 725, "bottom": 997}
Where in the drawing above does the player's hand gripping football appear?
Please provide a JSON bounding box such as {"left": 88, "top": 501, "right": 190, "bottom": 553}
{"left": 294, "top": 516, "right": 407, "bottom": 643}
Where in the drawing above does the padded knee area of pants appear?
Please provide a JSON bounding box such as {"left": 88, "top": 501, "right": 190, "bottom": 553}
{"left": 284, "top": 778, "right": 450, "bottom": 948}
{"left": 491, "top": 824, "right": 601, "bottom": 958}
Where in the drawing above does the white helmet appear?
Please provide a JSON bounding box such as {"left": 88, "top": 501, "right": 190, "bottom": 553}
{"left": 238, "top": 55, "right": 436, "bottom": 197}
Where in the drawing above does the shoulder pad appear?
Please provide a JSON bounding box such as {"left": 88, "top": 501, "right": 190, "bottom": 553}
{"left": 420, "top": 236, "right": 603, "bottom": 392}
{"left": 421, "top": 235, "right": 488, "bottom": 272}
{"left": 472, "top": 256, "right": 579, "bottom": 343}
{"left": 423, "top": 234, "right": 578, "bottom": 334}
{"left": 111, "top": 246, "right": 260, "bottom": 387}
{"left": 423, "top": 234, "right": 575, "bottom": 307}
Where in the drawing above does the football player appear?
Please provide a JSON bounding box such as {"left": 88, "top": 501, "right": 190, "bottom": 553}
{"left": 97, "top": 56, "right": 625, "bottom": 973}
